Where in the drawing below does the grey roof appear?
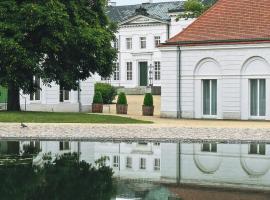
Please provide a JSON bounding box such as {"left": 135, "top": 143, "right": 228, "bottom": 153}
{"left": 107, "top": 1, "right": 185, "bottom": 23}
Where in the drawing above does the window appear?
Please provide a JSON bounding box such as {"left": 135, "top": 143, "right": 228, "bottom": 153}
{"left": 140, "top": 37, "right": 146, "bottom": 49}
{"left": 201, "top": 143, "right": 217, "bottom": 152}
{"left": 113, "top": 38, "right": 119, "bottom": 50}
{"left": 138, "top": 142, "right": 148, "bottom": 146}
{"left": 113, "top": 155, "right": 119, "bottom": 168}
{"left": 249, "top": 143, "right": 266, "bottom": 155}
{"left": 250, "top": 79, "right": 266, "bottom": 116}
{"left": 154, "top": 158, "right": 160, "bottom": 171}
{"left": 59, "top": 85, "right": 70, "bottom": 102}
{"left": 59, "top": 141, "right": 70, "bottom": 151}
{"left": 113, "top": 63, "right": 120, "bottom": 81}
{"left": 126, "top": 157, "right": 132, "bottom": 169}
{"left": 203, "top": 79, "right": 217, "bottom": 116}
{"left": 30, "top": 77, "right": 41, "bottom": 101}
{"left": 154, "top": 142, "right": 160, "bottom": 146}
{"left": 126, "top": 38, "right": 132, "bottom": 50}
{"left": 154, "top": 61, "right": 161, "bottom": 80}
{"left": 126, "top": 62, "right": 133, "bottom": 80}
{"left": 140, "top": 158, "right": 146, "bottom": 169}
{"left": 154, "top": 36, "right": 161, "bottom": 47}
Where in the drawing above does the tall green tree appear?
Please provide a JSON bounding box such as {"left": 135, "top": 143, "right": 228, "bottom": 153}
{"left": 178, "top": 0, "right": 218, "bottom": 19}
{"left": 0, "top": 0, "right": 117, "bottom": 111}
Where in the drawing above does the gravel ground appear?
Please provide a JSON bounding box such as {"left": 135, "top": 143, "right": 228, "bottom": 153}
{"left": 0, "top": 123, "right": 270, "bottom": 143}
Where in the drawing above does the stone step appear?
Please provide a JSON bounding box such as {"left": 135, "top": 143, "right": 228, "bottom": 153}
{"left": 117, "top": 86, "right": 161, "bottom": 95}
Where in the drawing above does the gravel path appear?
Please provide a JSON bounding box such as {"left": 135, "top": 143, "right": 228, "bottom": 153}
{"left": 0, "top": 123, "right": 270, "bottom": 143}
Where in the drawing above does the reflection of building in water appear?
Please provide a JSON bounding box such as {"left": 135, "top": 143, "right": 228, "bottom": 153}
{"left": 80, "top": 141, "right": 162, "bottom": 181}
{"left": 1, "top": 141, "right": 270, "bottom": 190}
{"left": 180, "top": 143, "right": 270, "bottom": 190}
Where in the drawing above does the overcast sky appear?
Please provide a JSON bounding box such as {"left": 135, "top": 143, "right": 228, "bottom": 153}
{"left": 114, "top": 0, "right": 179, "bottom": 6}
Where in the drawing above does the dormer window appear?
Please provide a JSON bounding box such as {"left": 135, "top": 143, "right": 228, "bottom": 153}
{"left": 140, "top": 37, "right": 146, "bottom": 49}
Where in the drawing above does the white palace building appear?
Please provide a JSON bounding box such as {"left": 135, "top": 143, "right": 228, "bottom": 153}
{"left": 96, "top": 1, "right": 194, "bottom": 89}
{"left": 160, "top": 0, "right": 270, "bottom": 120}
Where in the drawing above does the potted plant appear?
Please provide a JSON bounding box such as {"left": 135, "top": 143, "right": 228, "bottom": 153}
{"left": 142, "top": 93, "right": 154, "bottom": 116}
{"left": 116, "top": 92, "right": 128, "bottom": 114}
{"left": 92, "top": 92, "right": 103, "bottom": 113}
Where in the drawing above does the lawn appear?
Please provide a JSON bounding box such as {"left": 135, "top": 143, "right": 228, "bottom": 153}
{"left": 0, "top": 111, "right": 151, "bottom": 124}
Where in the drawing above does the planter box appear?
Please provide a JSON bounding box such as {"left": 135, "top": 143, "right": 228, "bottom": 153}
{"left": 116, "top": 104, "right": 128, "bottom": 114}
{"left": 142, "top": 105, "right": 154, "bottom": 116}
{"left": 92, "top": 103, "right": 103, "bottom": 113}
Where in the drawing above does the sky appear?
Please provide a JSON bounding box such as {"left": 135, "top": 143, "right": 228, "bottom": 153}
{"left": 114, "top": 0, "right": 179, "bottom": 6}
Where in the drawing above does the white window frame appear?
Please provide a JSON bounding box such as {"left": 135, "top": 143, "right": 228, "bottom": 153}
{"left": 248, "top": 143, "right": 266, "bottom": 155}
{"left": 201, "top": 143, "right": 217, "bottom": 153}
{"left": 154, "top": 36, "right": 161, "bottom": 47}
{"left": 154, "top": 61, "right": 161, "bottom": 81}
{"left": 113, "top": 155, "right": 119, "bottom": 168}
{"left": 113, "top": 63, "right": 120, "bottom": 81}
{"left": 126, "top": 62, "right": 133, "bottom": 81}
{"left": 126, "top": 38, "right": 132, "bottom": 50}
{"left": 113, "top": 38, "right": 119, "bottom": 50}
{"left": 30, "top": 76, "right": 41, "bottom": 102}
{"left": 59, "top": 85, "right": 70, "bottom": 103}
{"left": 202, "top": 79, "right": 217, "bottom": 117}
{"left": 140, "top": 37, "right": 146, "bottom": 49}
{"left": 59, "top": 141, "right": 70, "bottom": 151}
{"left": 249, "top": 79, "right": 266, "bottom": 118}
{"left": 140, "top": 158, "right": 146, "bottom": 170}
{"left": 126, "top": 157, "right": 132, "bottom": 169}
{"left": 154, "top": 158, "right": 160, "bottom": 171}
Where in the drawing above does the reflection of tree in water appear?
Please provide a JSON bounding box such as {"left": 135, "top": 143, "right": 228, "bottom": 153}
{"left": 0, "top": 152, "right": 116, "bottom": 200}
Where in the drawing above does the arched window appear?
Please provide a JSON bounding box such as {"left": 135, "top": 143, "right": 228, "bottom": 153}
{"left": 194, "top": 58, "right": 221, "bottom": 118}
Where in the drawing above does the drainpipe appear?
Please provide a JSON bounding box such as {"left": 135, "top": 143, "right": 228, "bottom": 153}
{"left": 78, "top": 80, "right": 82, "bottom": 112}
{"left": 167, "top": 23, "right": 170, "bottom": 40}
{"left": 177, "top": 46, "right": 182, "bottom": 118}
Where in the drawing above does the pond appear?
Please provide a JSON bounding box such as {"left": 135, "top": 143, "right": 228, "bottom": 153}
{"left": 0, "top": 140, "right": 269, "bottom": 200}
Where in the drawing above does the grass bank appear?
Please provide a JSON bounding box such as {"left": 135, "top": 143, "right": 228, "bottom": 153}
{"left": 0, "top": 111, "right": 152, "bottom": 124}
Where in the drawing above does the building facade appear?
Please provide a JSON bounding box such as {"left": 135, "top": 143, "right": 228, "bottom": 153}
{"left": 20, "top": 78, "right": 94, "bottom": 112}
{"left": 95, "top": 2, "right": 194, "bottom": 88}
{"left": 160, "top": 0, "right": 270, "bottom": 120}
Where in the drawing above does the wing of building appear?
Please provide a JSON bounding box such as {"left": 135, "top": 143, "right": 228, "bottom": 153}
{"left": 160, "top": 0, "right": 270, "bottom": 120}
{"left": 94, "top": 1, "right": 195, "bottom": 94}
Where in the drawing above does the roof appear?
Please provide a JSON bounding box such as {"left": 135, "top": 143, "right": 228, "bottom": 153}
{"left": 107, "top": 1, "right": 184, "bottom": 23}
{"left": 166, "top": 0, "right": 270, "bottom": 46}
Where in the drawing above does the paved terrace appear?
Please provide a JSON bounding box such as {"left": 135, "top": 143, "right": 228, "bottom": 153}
{"left": 1, "top": 119, "right": 270, "bottom": 143}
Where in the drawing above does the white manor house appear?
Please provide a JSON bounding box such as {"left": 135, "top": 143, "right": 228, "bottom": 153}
{"left": 96, "top": 1, "right": 194, "bottom": 88}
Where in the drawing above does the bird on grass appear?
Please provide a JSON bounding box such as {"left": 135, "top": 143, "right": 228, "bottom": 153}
{"left": 21, "top": 123, "right": 27, "bottom": 128}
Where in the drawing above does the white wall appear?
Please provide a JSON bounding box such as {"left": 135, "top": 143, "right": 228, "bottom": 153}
{"left": 20, "top": 77, "right": 94, "bottom": 112}
{"left": 160, "top": 43, "right": 270, "bottom": 120}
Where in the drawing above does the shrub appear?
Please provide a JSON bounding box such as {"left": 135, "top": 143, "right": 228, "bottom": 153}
{"left": 92, "top": 92, "right": 103, "bottom": 104}
{"left": 95, "top": 83, "right": 117, "bottom": 104}
{"left": 143, "top": 93, "right": 153, "bottom": 107}
{"left": 117, "top": 92, "right": 127, "bottom": 105}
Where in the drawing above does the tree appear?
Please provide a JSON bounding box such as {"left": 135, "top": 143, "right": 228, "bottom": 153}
{"left": 0, "top": 0, "right": 117, "bottom": 111}
{"left": 178, "top": 0, "right": 218, "bottom": 19}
